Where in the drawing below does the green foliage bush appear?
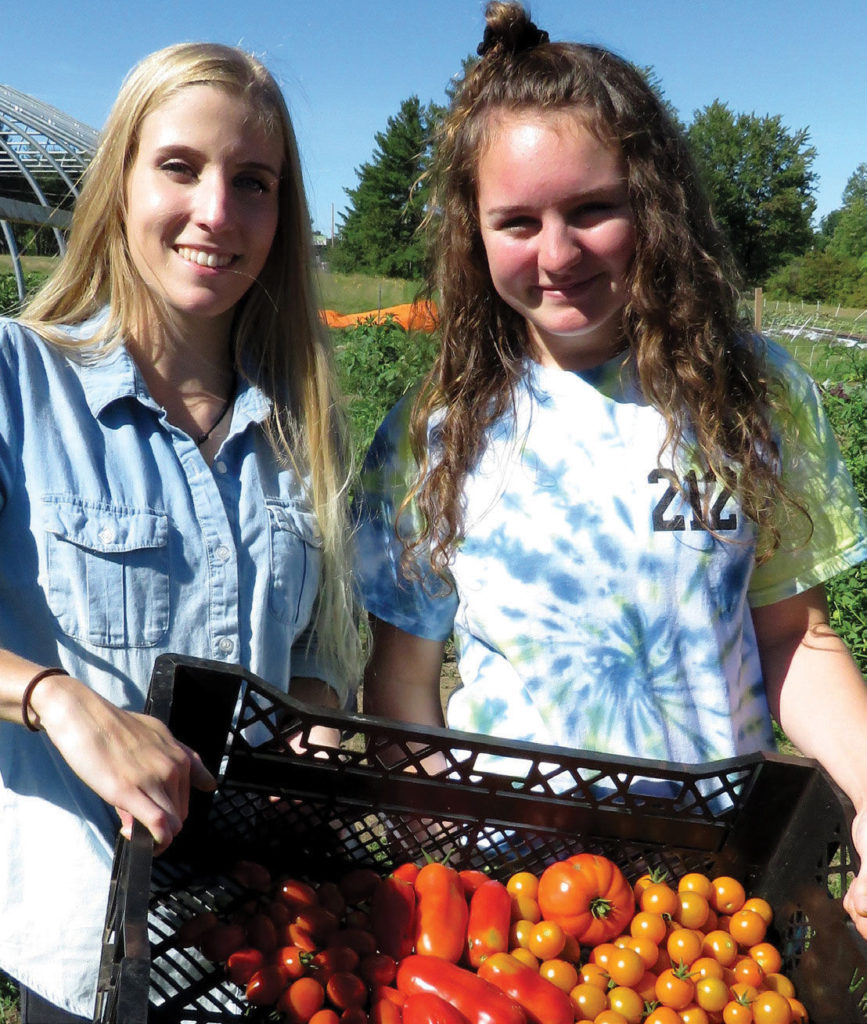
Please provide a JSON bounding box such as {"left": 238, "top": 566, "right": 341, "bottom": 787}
{"left": 0, "top": 271, "right": 48, "bottom": 317}
{"left": 822, "top": 360, "right": 867, "bottom": 673}
{"left": 334, "top": 316, "right": 439, "bottom": 471}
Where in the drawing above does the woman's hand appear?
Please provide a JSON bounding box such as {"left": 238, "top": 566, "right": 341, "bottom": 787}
{"left": 844, "top": 808, "right": 867, "bottom": 940}
{"left": 31, "top": 673, "right": 216, "bottom": 853}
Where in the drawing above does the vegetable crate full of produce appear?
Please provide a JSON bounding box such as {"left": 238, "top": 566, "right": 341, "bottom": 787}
{"left": 95, "top": 654, "right": 867, "bottom": 1024}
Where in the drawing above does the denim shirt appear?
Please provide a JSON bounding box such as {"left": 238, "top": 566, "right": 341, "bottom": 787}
{"left": 0, "top": 317, "right": 333, "bottom": 1015}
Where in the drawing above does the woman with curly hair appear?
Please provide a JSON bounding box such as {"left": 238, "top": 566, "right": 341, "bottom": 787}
{"left": 356, "top": 2, "right": 867, "bottom": 937}
{"left": 0, "top": 43, "right": 360, "bottom": 1020}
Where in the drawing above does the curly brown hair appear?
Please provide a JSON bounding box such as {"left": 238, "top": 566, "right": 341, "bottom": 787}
{"left": 405, "top": 0, "right": 806, "bottom": 578}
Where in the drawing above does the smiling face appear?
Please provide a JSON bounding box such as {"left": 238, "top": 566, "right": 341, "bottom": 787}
{"left": 124, "top": 84, "right": 282, "bottom": 345}
{"left": 477, "top": 109, "right": 635, "bottom": 372}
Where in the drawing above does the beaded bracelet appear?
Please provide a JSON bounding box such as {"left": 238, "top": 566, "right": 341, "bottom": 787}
{"left": 21, "top": 667, "right": 69, "bottom": 732}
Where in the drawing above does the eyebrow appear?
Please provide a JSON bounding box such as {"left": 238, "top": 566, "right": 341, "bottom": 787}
{"left": 481, "top": 183, "right": 629, "bottom": 216}
{"left": 153, "top": 145, "right": 281, "bottom": 180}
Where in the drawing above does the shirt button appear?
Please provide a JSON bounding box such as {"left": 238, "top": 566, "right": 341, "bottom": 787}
{"left": 215, "top": 544, "right": 231, "bottom": 563}
{"left": 98, "top": 526, "right": 116, "bottom": 545}
{"left": 214, "top": 460, "right": 227, "bottom": 474}
{"left": 218, "top": 637, "right": 234, "bottom": 655}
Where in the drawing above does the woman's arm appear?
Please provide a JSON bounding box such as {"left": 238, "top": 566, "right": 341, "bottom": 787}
{"left": 753, "top": 584, "right": 867, "bottom": 938}
{"left": 0, "top": 649, "right": 216, "bottom": 852}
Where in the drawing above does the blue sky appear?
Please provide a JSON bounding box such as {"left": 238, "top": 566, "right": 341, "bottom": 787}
{"left": 3, "top": 0, "right": 863, "bottom": 236}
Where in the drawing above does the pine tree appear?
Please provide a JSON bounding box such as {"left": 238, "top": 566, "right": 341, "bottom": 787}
{"left": 331, "top": 96, "right": 438, "bottom": 280}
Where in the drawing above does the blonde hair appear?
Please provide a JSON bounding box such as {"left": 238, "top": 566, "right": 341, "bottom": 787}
{"left": 21, "top": 42, "right": 361, "bottom": 697}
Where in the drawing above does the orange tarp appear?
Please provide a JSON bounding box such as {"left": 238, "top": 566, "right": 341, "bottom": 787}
{"left": 320, "top": 300, "right": 438, "bottom": 333}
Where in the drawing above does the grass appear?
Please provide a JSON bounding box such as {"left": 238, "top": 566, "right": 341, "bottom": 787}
{"left": 314, "top": 269, "right": 422, "bottom": 314}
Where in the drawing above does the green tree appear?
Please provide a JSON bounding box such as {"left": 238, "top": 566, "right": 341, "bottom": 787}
{"left": 686, "top": 101, "right": 817, "bottom": 284}
{"left": 827, "top": 163, "right": 867, "bottom": 264}
{"left": 330, "top": 96, "right": 438, "bottom": 279}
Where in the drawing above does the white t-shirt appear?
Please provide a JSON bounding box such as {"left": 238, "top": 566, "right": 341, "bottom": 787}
{"left": 355, "top": 342, "right": 867, "bottom": 764}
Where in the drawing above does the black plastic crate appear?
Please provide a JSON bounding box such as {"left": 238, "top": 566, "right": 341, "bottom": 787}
{"left": 95, "top": 653, "right": 867, "bottom": 1023}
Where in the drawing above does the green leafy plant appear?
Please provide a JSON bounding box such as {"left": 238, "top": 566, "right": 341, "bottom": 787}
{"left": 335, "top": 315, "right": 438, "bottom": 471}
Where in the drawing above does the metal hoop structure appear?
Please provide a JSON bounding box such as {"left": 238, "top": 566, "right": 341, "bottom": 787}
{"left": 0, "top": 84, "right": 98, "bottom": 302}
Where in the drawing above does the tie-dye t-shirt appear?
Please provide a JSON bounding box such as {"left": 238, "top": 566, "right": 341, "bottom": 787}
{"left": 355, "top": 340, "right": 867, "bottom": 765}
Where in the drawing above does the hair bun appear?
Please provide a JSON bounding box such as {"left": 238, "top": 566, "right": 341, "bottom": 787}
{"left": 477, "top": 2, "right": 550, "bottom": 57}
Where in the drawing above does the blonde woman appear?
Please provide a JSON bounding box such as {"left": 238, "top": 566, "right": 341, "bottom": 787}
{"left": 356, "top": 3, "right": 867, "bottom": 938}
{"left": 0, "top": 43, "right": 360, "bottom": 1021}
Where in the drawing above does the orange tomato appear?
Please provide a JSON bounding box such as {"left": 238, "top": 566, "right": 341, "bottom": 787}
{"left": 579, "top": 962, "right": 610, "bottom": 990}
{"left": 695, "top": 976, "right": 730, "bottom": 1013}
{"left": 607, "top": 984, "right": 645, "bottom": 1023}
{"left": 629, "top": 910, "right": 668, "bottom": 945}
{"left": 666, "top": 927, "right": 704, "bottom": 966}
{"left": 676, "top": 890, "right": 711, "bottom": 930}
{"left": 509, "top": 918, "right": 535, "bottom": 950}
{"left": 751, "top": 989, "right": 793, "bottom": 1024}
{"left": 678, "top": 872, "right": 714, "bottom": 898}
{"left": 595, "top": 1011, "right": 631, "bottom": 1024}
{"left": 640, "top": 882, "right": 680, "bottom": 918}
{"left": 728, "top": 908, "right": 767, "bottom": 948}
{"left": 527, "top": 919, "right": 566, "bottom": 960}
{"left": 606, "top": 947, "right": 645, "bottom": 988}
{"left": 655, "top": 966, "right": 695, "bottom": 1010}
{"left": 731, "top": 956, "right": 765, "bottom": 989}
{"left": 680, "top": 1008, "right": 712, "bottom": 1024}
{"left": 691, "top": 955, "right": 726, "bottom": 981}
{"left": 626, "top": 934, "right": 659, "bottom": 969}
{"left": 749, "top": 941, "right": 783, "bottom": 975}
{"left": 787, "top": 996, "right": 809, "bottom": 1023}
{"left": 723, "top": 999, "right": 754, "bottom": 1024}
{"left": 763, "top": 972, "right": 796, "bottom": 998}
{"left": 742, "top": 896, "right": 773, "bottom": 926}
{"left": 506, "top": 871, "right": 539, "bottom": 900}
{"left": 568, "top": 981, "right": 608, "bottom": 1020}
{"left": 645, "top": 1008, "right": 682, "bottom": 1024}
{"left": 509, "top": 947, "right": 538, "bottom": 969}
{"left": 711, "top": 876, "right": 746, "bottom": 915}
{"left": 538, "top": 958, "right": 578, "bottom": 993}
{"left": 702, "top": 928, "right": 739, "bottom": 966}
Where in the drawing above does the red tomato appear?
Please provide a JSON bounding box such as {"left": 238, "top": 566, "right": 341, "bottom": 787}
{"left": 245, "top": 964, "right": 289, "bottom": 1006}
{"left": 278, "top": 976, "right": 326, "bottom": 1022}
{"left": 226, "top": 947, "right": 265, "bottom": 986}
{"left": 459, "top": 869, "right": 492, "bottom": 897}
{"left": 359, "top": 952, "right": 398, "bottom": 988}
{"left": 414, "top": 862, "right": 470, "bottom": 963}
{"left": 371, "top": 873, "right": 417, "bottom": 961}
{"left": 338, "top": 867, "right": 383, "bottom": 904}
{"left": 396, "top": 954, "right": 528, "bottom": 1024}
{"left": 536, "top": 854, "right": 635, "bottom": 945}
{"left": 477, "top": 951, "right": 574, "bottom": 1024}
{"left": 325, "top": 971, "right": 368, "bottom": 1011}
{"left": 467, "top": 878, "right": 513, "bottom": 967}
{"left": 403, "top": 991, "right": 474, "bottom": 1024}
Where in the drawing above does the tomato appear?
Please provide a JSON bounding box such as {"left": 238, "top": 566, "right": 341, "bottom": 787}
{"left": 654, "top": 965, "right": 695, "bottom": 1010}
{"left": 295, "top": 905, "right": 340, "bottom": 944}
{"left": 680, "top": 1008, "right": 712, "bottom": 1024}
{"left": 787, "top": 996, "right": 808, "bottom": 1023}
{"left": 226, "top": 947, "right": 266, "bottom": 986}
{"left": 711, "top": 876, "right": 746, "bottom": 915}
{"left": 742, "top": 896, "right": 773, "bottom": 924}
{"left": 414, "top": 862, "right": 470, "bottom": 963}
{"left": 731, "top": 956, "right": 764, "bottom": 989}
{"left": 751, "top": 990, "right": 793, "bottom": 1024}
{"left": 633, "top": 867, "right": 669, "bottom": 901}
{"left": 477, "top": 951, "right": 574, "bottom": 1024}
{"left": 279, "top": 878, "right": 319, "bottom": 909}
{"left": 325, "top": 972, "right": 367, "bottom": 1011}
{"left": 694, "top": 976, "right": 729, "bottom": 1013}
{"left": 634, "top": 969, "right": 658, "bottom": 1002}
{"left": 728, "top": 908, "right": 767, "bottom": 948}
{"left": 509, "top": 918, "right": 536, "bottom": 950}
{"left": 510, "top": 948, "right": 539, "bottom": 969}
{"left": 509, "top": 892, "right": 541, "bottom": 923}
{"left": 308, "top": 1011, "right": 340, "bottom": 1024}
{"left": 678, "top": 872, "right": 714, "bottom": 898}
{"left": 467, "top": 878, "right": 513, "bottom": 967}
{"left": 578, "top": 961, "right": 609, "bottom": 990}
{"left": 749, "top": 942, "right": 782, "bottom": 975}
{"left": 200, "top": 922, "right": 246, "bottom": 962}
{"left": 177, "top": 909, "right": 219, "bottom": 948}
{"left": 537, "top": 853, "right": 635, "bottom": 945}
{"left": 459, "top": 869, "right": 492, "bottom": 897}
{"left": 723, "top": 1000, "right": 754, "bottom": 1024}
{"left": 702, "top": 928, "right": 739, "bottom": 966}
{"left": 327, "top": 927, "right": 378, "bottom": 957}
{"left": 567, "top": 981, "right": 608, "bottom": 1020}
{"left": 625, "top": 934, "right": 659, "bottom": 969}
{"left": 230, "top": 859, "right": 272, "bottom": 892}
{"left": 338, "top": 867, "right": 383, "bottom": 904}
{"left": 245, "top": 911, "right": 278, "bottom": 954}
{"left": 392, "top": 861, "right": 422, "bottom": 885}
{"left": 370, "top": 995, "right": 404, "bottom": 1024}
{"left": 644, "top": 1009, "right": 682, "bottom": 1024}
{"left": 402, "top": 991, "right": 473, "bottom": 1024}
{"left": 538, "top": 958, "right": 578, "bottom": 993}
{"left": 507, "top": 871, "right": 539, "bottom": 900}
{"left": 605, "top": 947, "right": 645, "bottom": 988}
{"left": 607, "top": 985, "right": 644, "bottom": 1023}
{"left": 311, "top": 945, "right": 360, "bottom": 981}
{"left": 676, "top": 890, "right": 711, "bottom": 930}
{"left": 526, "top": 920, "right": 566, "bottom": 961}
{"left": 397, "top": 954, "right": 528, "bottom": 1024}
{"left": 595, "top": 1011, "right": 631, "bottom": 1024}
{"left": 245, "top": 964, "right": 289, "bottom": 1006}
{"left": 763, "top": 973, "right": 796, "bottom": 998}
{"left": 359, "top": 952, "right": 398, "bottom": 988}
{"left": 278, "top": 976, "right": 325, "bottom": 1022}
{"left": 629, "top": 910, "right": 667, "bottom": 944}
{"left": 666, "top": 927, "right": 704, "bottom": 966}
{"left": 589, "top": 941, "right": 620, "bottom": 972}
{"left": 691, "top": 956, "right": 725, "bottom": 981}
{"left": 640, "top": 882, "right": 680, "bottom": 918}
{"left": 339, "top": 1010, "right": 368, "bottom": 1024}
{"left": 277, "top": 945, "right": 312, "bottom": 980}
{"left": 371, "top": 873, "right": 417, "bottom": 961}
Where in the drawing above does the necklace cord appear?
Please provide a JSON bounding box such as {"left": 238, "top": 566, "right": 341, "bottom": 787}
{"left": 194, "top": 387, "right": 235, "bottom": 446}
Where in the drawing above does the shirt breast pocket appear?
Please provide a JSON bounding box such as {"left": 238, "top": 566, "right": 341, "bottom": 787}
{"left": 265, "top": 501, "right": 322, "bottom": 628}
{"left": 42, "top": 497, "right": 169, "bottom": 648}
